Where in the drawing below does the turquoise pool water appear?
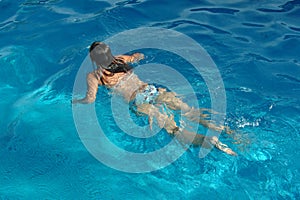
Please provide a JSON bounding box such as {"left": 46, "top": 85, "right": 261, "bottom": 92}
{"left": 1, "top": 0, "right": 300, "bottom": 199}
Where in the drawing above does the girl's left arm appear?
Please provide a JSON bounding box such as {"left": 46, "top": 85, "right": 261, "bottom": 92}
{"left": 116, "top": 53, "right": 144, "bottom": 63}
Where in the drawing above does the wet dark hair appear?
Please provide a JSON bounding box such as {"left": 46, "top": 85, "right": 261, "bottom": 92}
{"left": 89, "top": 41, "right": 132, "bottom": 74}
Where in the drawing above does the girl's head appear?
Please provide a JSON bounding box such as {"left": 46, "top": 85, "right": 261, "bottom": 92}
{"left": 89, "top": 42, "right": 114, "bottom": 68}
{"left": 89, "top": 41, "right": 132, "bottom": 73}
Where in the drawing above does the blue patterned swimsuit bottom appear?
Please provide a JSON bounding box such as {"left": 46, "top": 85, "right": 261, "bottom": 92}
{"left": 134, "top": 85, "right": 159, "bottom": 105}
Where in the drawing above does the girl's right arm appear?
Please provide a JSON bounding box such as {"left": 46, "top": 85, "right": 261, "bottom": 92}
{"left": 72, "top": 72, "right": 100, "bottom": 104}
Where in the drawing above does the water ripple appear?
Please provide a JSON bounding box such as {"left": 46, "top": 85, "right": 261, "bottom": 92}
{"left": 154, "top": 19, "right": 231, "bottom": 35}
{"left": 288, "top": 25, "right": 300, "bottom": 32}
{"left": 190, "top": 7, "right": 239, "bottom": 15}
{"left": 257, "top": 0, "right": 300, "bottom": 13}
{"left": 242, "top": 22, "right": 265, "bottom": 28}
{"left": 283, "top": 34, "right": 300, "bottom": 40}
{"left": 115, "top": 0, "right": 143, "bottom": 6}
{"left": 246, "top": 53, "right": 273, "bottom": 62}
{"left": 22, "top": 0, "right": 60, "bottom": 6}
{"left": 276, "top": 73, "right": 300, "bottom": 83}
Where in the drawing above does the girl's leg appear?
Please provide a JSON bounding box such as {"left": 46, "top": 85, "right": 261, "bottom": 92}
{"left": 175, "top": 130, "right": 237, "bottom": 156}
{"left": 136, "top": 103, "right": 236, "bottom": 156}
{"left": 155, "top": 90, "right": 233, "bottom": 134}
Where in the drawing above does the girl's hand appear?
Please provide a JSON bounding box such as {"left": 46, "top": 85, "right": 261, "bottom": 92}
{"left": 132, "top": 53, "right": 144, "bottom": 62}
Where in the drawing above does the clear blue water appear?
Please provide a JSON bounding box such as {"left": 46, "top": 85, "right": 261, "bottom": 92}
{"left": 1, "top": 0, "right": 300, "bottom": 199}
